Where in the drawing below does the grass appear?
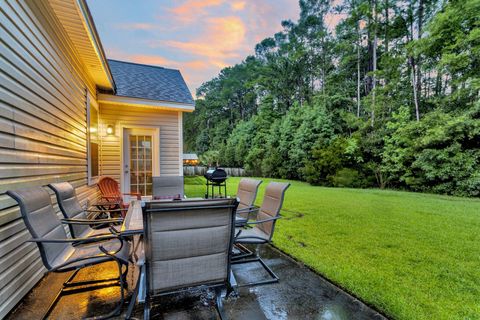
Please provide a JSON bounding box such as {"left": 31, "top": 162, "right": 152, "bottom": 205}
{"left": 184, "top": 176, "right": 480, "bottom": 320}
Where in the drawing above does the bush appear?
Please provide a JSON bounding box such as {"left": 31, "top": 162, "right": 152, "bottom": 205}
{"left": 381, "top": 107, "right": 480, "bottom": 196}
{"left": 330, "top": 168, "right": 367, "bottom": 188}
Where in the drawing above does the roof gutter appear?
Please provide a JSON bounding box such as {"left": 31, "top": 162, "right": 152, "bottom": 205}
{"left": 98, "top": 94, "right": 195, "bottom": 112}
{"left": 76, "top": 0, "right": 116, "bottom": 92}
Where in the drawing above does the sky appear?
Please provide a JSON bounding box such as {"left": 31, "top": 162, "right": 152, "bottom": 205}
{"left": 87, "top": 0, "right": 301, "bottom": 95}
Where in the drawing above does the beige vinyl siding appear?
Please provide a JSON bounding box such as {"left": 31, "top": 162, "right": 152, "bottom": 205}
{"left": 0, "top": 0, "right": 100, "bottom": 317}
{"left": 99, "top": 104, "right": 181, "bottom": 181}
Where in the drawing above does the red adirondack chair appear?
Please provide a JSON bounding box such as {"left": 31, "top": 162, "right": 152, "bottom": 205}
{"left": 97, "top": 177, "right": 141, "bottom": 216}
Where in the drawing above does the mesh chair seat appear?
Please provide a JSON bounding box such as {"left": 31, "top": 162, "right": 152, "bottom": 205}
{"left": 235, "top": 227, "right": 269, "bottom": 244}
{"left": 79, "top": 227, "right": 114, "bottom": 239}
{"left": 49, "top": 182, "right": 123, "bottom": 239}
{"left": 139, "top": 198, "right": 238, "bottom": 320}
{"left": 235, "top": 215, "right": 248, "bottom": 226}
{"left": 52, "top": 238, "right": 130, "bottom": 270}
{"left": 152, "top": 176, "right": 184, "bottom": 199}
{"left": 235, "top": 179, "right": 262, "bottom": 221}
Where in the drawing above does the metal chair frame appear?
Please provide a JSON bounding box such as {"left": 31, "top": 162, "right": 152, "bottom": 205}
{"left": 233, "top": 183, "right": 290, "bottom": 287}
{"left": 7, "top": 189, "right": 130, "bottom": 320}
{"left": 48, "top": 182, "right": 123, "bottom": 238}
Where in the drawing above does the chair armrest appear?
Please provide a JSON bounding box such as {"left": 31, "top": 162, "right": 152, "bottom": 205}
{"left": 28, "top": 234, "right": 118, "bottom": 243}
{"left": 108, "top": 225, "right": 143, "bottom": 238}
{"left": 61, "top": 218, "right": 123, "bottom": 225}
{"left": 235, "top": 236, "right": 269, "bottom": 243}
{"left": 245, "top": 216, "right": 281, "bottom": 226}
{"left": 236, "top": 206, "right": 259, "bottom": 213}
{"left": 123, "top": 192, "right": 141, "bottom": 200}
{"left": 100, "top": 196, "right": 121, "bottom": 201}
{"left": 92, "top": 200, "right": 121, "bottom": 204}
{"left": 86, "top": 208, "right": 128, "bottom": 212}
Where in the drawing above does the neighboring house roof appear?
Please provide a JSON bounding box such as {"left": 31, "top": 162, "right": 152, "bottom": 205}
{"left": 108, "top": 60, "right": 194, "bottom": 105}
{"left": 183, "top": 153, "right": 199, "bottom": 160}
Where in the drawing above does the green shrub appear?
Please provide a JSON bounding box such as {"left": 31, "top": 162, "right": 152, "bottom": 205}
{"left": 330, "top": 168, "right": 367, "bottom": 188}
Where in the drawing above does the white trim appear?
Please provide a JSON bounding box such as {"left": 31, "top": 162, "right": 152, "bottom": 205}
{"left": 75, "top": 0, "right": 115, "bottom": 90}
{"left": 86, "top": 91, "right": 99, "bottom": 186}
{"left": 120, "top": 125, "right": 160, "bottom": 198}
{"left": 98, "top": 94, "right": 195, "bottom": 112}
{"left": 178, "top": 112, "right": 183, "bottom": 176}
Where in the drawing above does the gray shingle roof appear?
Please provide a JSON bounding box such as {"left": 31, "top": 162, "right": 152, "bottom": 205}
{"left": 108, "top": 59, "right": 194, "bottom": 105}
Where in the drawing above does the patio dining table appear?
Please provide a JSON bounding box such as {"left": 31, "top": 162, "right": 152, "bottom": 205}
{"left": 121, "top": 199, "right": 146, "bottom": 313}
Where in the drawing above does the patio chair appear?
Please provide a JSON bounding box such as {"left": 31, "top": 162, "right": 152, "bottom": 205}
{"left": 233, "top": 182, "right": 290, "bottom": 286}
{"left": 97, "top": 176, "right": 141, "bottom": 215}
{"left": 48, "top": 182, "right": 124, "bottom": 238}
{"left": 152, "top": 176, "right": 184, "bottom": 200}
{"left": 140, "top": 198, "right": 238, "bottom": 320}
{"left": 7, "top": 187, "right": 130, "bottom": 319}
{"left": 234, "top": 178, "right": 262, "bottom": 227}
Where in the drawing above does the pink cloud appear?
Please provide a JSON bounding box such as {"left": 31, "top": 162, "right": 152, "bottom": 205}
{"left": 96, "top": 0, "right": 300, "bottom": 94}
{"left": 231, "top": 1, "right": 246, "bottom": 11}
{"left": 122, "top": 54, "right": 173, "bottom": 66}
{"left": 246, "top": 1, "right": 300, "bottom": 43}
{"left": 159, "top": 16, "right": 246, "bottom": 63}
{"left": 169, "top": 0, "right": 225, "bottom": 23}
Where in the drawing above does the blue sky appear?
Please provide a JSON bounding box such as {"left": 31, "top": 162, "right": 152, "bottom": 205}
{"left": 87, "top": 0, "right": 300, "bottom": 95}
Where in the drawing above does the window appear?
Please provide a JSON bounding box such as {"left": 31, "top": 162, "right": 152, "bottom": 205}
{"left": 87, "top": 92, "right": 99, "bottom": 185}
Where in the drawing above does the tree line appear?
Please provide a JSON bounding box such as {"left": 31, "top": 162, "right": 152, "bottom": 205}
{"left": 184, "top": 0, "right": 480, "bottom": 197}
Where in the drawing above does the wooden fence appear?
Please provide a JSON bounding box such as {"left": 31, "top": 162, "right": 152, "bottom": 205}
{"left": 183, "top": 166, "right": 246, "bottom": 177}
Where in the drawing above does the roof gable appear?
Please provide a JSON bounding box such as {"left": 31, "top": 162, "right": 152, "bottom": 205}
{"left": 108, "top": 59, "right": 194, "bottom": 105}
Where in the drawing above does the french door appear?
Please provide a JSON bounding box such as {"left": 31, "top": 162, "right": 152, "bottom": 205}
{"left": 123, "top": 128, "right": 159, "bottom": 198}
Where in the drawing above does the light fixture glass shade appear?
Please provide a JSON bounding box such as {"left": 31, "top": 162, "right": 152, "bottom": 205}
{"left": 106, "top": 125, "right": 114, "bottom": 135}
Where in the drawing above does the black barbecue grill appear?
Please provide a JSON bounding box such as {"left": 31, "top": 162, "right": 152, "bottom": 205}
{"left": 204, "top": 168, "right": 227, "bottom": 198}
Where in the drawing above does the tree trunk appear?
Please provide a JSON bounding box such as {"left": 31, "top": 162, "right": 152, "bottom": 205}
{"left": 435, "top": 70, "right": 442, "bottom": 96}
{"left": 409, "top": 1, "right": 420, "bottom": 121}
{"left": 416, "top": 0, "right": 424, "bottom": 109}
{"left": 385, "top": 0, "right": 389, "bottom": 54}
{"left": 357, "top": 22, "right": 361, "bottom": 117}
{"left": 366, "top": 0, "right": 373, "bottom": 96}
{"left": 411, "top": 60, "right": 420, "bottom": 121}
{"left": 371, "top": 0, "right": 377, "bottom": 127}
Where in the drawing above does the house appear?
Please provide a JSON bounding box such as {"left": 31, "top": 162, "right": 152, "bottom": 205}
{"left": 183, "top": 153, "right": 199, "bottom": 166}
{"left": 0, "top": 0, "right": 194, "bottom": 317}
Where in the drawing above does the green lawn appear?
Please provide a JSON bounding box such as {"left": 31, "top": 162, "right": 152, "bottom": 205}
{"left": 184, "top": 176, "right": 480, "bottom": 320}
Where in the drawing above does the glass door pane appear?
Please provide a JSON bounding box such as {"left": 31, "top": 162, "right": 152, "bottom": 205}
{"left": 129, "top": 134, "right": 153, "bottom": 196}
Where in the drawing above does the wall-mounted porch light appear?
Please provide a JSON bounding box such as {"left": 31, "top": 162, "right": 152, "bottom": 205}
{"left": 106, "top": 124, "right": 114, "bottom": 135}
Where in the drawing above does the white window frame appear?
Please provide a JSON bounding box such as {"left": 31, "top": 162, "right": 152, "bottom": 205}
{"left": 86, "top": 91, "right": 100, "bottom": 186}
{"left": 120, "top": 125, "right": 160, "bottom": 198}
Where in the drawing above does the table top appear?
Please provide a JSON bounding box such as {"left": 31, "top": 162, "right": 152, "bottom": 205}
{"left": 121, "top": 200, "right": 143, "bottom": 232}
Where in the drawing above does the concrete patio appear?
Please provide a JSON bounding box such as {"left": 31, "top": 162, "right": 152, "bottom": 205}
{"left": 7, "top": 245, "right": 386, "bottom": 320}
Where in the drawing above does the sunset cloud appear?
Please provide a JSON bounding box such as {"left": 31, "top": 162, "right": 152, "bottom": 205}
{"left": 169, "top": 0, "right": 225, "bottom": 23}
{"left": 161, "top": 16, "right": 246, "bottom": 63}
{"left": 88, "top": 0, "right": 300, "bottom": 93}
{"left": 231, "top": 1, "right": 246, "bottom": 11}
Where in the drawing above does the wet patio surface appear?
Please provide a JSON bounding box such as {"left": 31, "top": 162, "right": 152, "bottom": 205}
{"left": 7, "top": 245, "right": 386, "bottom": 320}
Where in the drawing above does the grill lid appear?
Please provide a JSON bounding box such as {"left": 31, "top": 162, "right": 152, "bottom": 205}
{"left": 204, "top": 168, "right": 227, "bottom": 183}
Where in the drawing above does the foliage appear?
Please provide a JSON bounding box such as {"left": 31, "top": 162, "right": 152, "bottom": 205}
{"left": 185, "top": 0, "right": 480, "bottom": 197}
{"left": 382, "top": 106, "right": 480, "bottom": 196}
{"left": 198, "top": 150, "right": 220, "bottom": 167}
{"left": 184, "top": 177, "right": 480, "bottom": 320}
